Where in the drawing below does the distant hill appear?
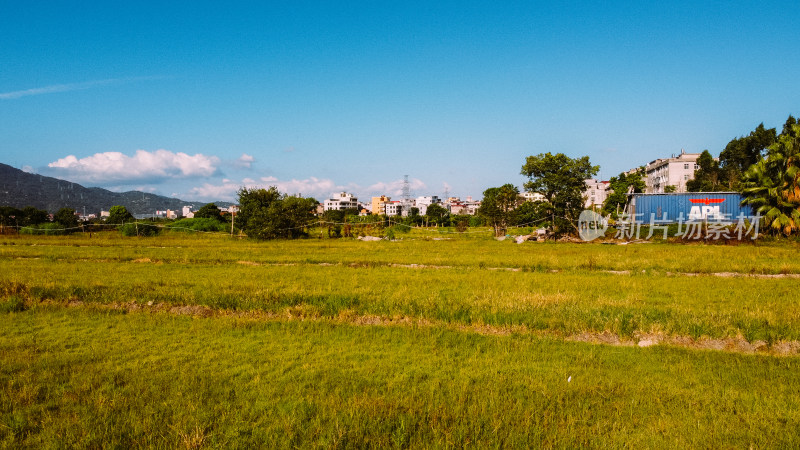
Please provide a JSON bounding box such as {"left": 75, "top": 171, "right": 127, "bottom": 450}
{"left": 0, "top": 163, "right": 229, "bottom": 215}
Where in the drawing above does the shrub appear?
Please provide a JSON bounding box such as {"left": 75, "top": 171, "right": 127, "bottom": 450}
{"left": 20, "top": 223, "right": 66, "bottom": 236}
{"left": 166, "top": 218, "right": 228, "bottom": 233}
{"left": 120, "top": 223, "right": 161, "bottom": 237}
{"left": 0, "top": 296, "right": 26, "bottom": 313}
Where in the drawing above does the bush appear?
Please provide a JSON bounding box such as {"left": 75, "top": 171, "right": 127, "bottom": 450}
{"left": 166, "top": 218, "right": 228, "bottom": 233}
{"left": 0, "top": 296, "right": 26, "bottom": 313}
{"left": 119, "top": 222, "right": 161, "bottom": 237}
{"left": 19, "top": 223, "right": 66, "bottom": 236}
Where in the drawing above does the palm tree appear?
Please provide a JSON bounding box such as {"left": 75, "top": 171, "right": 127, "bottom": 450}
{"left": 741, "top": 124, "right": 800, "bottom": 235}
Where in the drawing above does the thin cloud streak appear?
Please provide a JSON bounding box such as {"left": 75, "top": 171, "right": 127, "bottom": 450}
{"left": 0, "top": 76, "right": 164, "bottom": 100}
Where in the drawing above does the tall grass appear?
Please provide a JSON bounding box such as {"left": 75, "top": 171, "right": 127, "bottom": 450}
{"left": 2, "top": 232, "right": 799, "bottom": 274}
{"left": 1, "top": 235, "right": 799, "bottom": 341}
{"left": 1, "top": 308, "right": 799, "bottom": 448}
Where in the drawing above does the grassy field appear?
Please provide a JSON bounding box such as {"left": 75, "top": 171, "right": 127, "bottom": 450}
{"left": 2, "top": 231, "right": 800, "bottom": 447}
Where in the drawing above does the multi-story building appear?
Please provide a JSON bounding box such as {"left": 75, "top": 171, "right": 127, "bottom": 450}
{"left": 384, "top": 201, "right": 403, "bottom": 217}
{"left": 371, "top": 195, "right": 391, "bottom": 215}
{"left": 446, "top": 197, "right": 481, "bottom": 215}
{"left": 521, "top": 191, "right": 545, "bottom": 202}
{"left": 462, "top": 197, "right": 481, "bottom": 215}
{"left": 414, "top": 196, "right": 441, "bottom": 215}
{"left": 583, "top": 179, "right": 610, "bottom": 209}
{"left": 323, "top": 192, "right": 359, "bottom": 211}
{"left": 644, "top": 150, "right": 701, "bottom": 193}
{"left": 447, "top": 198, "right": 465, "bottom": 215}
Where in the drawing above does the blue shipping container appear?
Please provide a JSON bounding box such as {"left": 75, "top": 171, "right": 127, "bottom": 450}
{"left": 628, "top": 193, "right": 754, "bottom": 223}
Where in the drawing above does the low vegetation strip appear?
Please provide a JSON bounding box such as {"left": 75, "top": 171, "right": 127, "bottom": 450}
{"left": 2, "top": 308, "right": 799, "bottom": 448}
{"left": 23, "top": 299, "right": 800, "bottom": 356}
{"left": 3, "top": 233, "right": 800, "bottom": 274}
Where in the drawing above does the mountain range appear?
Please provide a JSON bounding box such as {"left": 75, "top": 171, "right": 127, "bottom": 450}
{"left": 0, "top": 163, "right": 227, "bottom": 215}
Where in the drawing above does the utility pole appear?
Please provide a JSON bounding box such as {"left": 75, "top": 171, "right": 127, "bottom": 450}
{"left": 402, "top": 175, "right": 410, "bottom": 216}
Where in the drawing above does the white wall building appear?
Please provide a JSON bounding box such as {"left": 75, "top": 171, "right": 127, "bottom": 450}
{"left": 323, "top": 192, "right": 359, "bottom": 211}
{"left": 182, "top": 205, "right": 194, "bottom": 218}
{"left": 415, "top": 196, "right": 441, "bottom": 215}
{"left": 644, "top": 150, "right": 701, "bottom": 193}
{"left": 384, "top": 201, "right": 403, "bottom": 217}
{"left": 521, "top": 192, "right": 545, "bottom": 202}
{"left": 583, "top": 179, "right": 610, "bottom": 209}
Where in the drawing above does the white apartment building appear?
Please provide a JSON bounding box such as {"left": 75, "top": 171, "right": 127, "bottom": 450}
{"left": 384, "top": 201, "right": 403, "bottom": 217}
{"left": 414, "top": 196, "right": 441, "bottom": 215}
{"left": 521, "top": 191, "right": 545, "bottom": 202}
{"left": 323, "top": 192, "right": 359, "bottom": 211}
{"left": 644, "top": 150, "right": 701, "bottom": 193}
{"left": 182, "top": 205, "right": 194, "bottom": 218}
{"left": 583, "top": 179, "right": 610, "bottom": 209}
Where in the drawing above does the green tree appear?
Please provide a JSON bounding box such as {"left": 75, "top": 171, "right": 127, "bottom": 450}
{"left": 237, "top": 187, "right": 316, "bottom": 240}
{"left": 0, "top": 207, "right": 22, "bottom": 228}
{"left": 686, "top": 150, "right": 726, "bottom": 192}
{"left": 53, "top": 208, "right": 79, "bottom": 229}
{"left": 510, "top": 199, "right": 547, "bottom": 227}
{"left": 424, "top": 204, "right": 449, "bottom": 226}
{"left": 741, "top": 124, "right": 800, "bottom": 235}
{"left": 601, "top": 169, "right": 646, "bottom": 217}
{"left": 478, "top": 184, "right": 520, "bottom": 236}
{"left": 20, "top": 207, "right": 49, "bottom": 226}
{"left": 107, "top": 205, "right": 134, "bottom": 224}
{"left": 719, "top": 123, "right": 777, "bottom": 188}
{"left": 193, "top": 203, "right": 224, "bottom": 221}
{"left": 781, "top": 115, "right": 797, "bottom": 138}
{"left": 521, "top": 153, "right": 598, "bottom": 235}
{"left": 406, "top": 207, "right": 422, "bottom": 226}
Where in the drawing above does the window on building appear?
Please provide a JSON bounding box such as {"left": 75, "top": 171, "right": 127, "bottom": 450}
{"left": 684, "top": 163, "right": 689, "bottom": 169}
{"left": 684, "top": 175, "right": 689, "bottom": 180}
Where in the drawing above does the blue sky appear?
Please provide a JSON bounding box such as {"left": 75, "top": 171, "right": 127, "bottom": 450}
{"left": 1, "top": 1, "right": 798, "bottom": 203}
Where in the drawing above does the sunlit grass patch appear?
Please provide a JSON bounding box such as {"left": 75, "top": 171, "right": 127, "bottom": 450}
{"left": 1, "top": 308, "right": 799, "bottom": 448}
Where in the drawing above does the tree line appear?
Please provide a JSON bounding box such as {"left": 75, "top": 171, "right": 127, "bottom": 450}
{"left": 0, "top": 203, "right": 233, "bottom": 236}
{"left": 477, "top": 114, "right": 800, "bottom": 237}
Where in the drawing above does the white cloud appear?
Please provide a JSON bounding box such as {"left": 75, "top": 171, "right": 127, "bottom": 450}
{"left": 47, "top": 149, "right": 220, "bottom": 184}
{"left": 187, "top": 181, "right": 242, "bottom": 202}
{"left": 235, "top": 153, "right": 255, "bottom": 169}
{"left": 185, "top": 176, "right": 351, "bottom": 202}
{"left": 259, "top": 176, "right": 341, "bottom": 198}
{"left": 0, "top": 77, "right": 162, "bottom": 100}
{"left": 366, "top": 178, "right": 427, "bottom": 197}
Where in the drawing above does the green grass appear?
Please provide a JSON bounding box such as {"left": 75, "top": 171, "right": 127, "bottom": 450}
{"left": 2, "top": 233, "right": 800, "bottom": 447}
{"left": 1, "top": 307, "right": 799, "bottom": 448}
{"left": 2, "top": 231, "right": 800, "bottom": 274}
{"left": 2, "top": 234, "right": 799, "bottom": 342}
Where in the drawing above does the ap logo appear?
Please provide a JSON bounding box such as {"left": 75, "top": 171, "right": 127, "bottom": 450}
{"left": 578, "top": 210, "right": 608, "bottom": 242}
